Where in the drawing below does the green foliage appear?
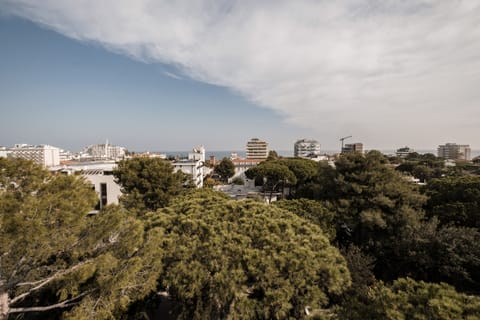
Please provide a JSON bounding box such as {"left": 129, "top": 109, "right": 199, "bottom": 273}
{"left": 393, "top": 218, "right": 480, "bottom": 291}
{"left": 305, "top": 151, "right": 425, "bottom": 247}
{"left": 0, "top": 158, "right": 159, "bottom": 319}
{"left": 146, "top": 189, "right": 350, "bottom": 319}
{"left": 231, "top": 176, "right": 245, "bottom": 185}
{"left": 213, "top": 157, "right": 235, "bottom": 183}
{"left": 273, "top": 199, "right": 336, "bottom": 240}
{"left": 337, "top": 278, "right": 480, "bottom": 320}
{"left": 203, "top": 176, "right": 222, "bottom": 188}
{"left": 245, "top": 162, "right": 297, "bottom": 200}
{"left": 267, "top": 150, "right": 279, "bottom": 161}
{"left": 396, "top": 153, "right": 445, "bottom": 182}
{"left": 425, "top": 176, "right": 480, "bottom": 228}
{"left": 113, "top": 157, "right": 189, "bottom": 215}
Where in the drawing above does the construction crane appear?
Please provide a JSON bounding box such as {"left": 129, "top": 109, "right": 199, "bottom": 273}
{"left": 340, "top": 135, "right": 352, "bottom": 152}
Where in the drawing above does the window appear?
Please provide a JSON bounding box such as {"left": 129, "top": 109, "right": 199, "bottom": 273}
{"left": 100, "top": 183, "right": 107, "bottom": 208}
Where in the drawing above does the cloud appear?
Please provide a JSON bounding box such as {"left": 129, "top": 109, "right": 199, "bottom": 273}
{"left": 2, "top": 0, "right": 480, "bottom": 148}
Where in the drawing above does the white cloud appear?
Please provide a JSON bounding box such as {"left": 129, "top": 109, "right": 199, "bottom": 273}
{"left": 3, "top": 0, "right": 480, "bottom": 148}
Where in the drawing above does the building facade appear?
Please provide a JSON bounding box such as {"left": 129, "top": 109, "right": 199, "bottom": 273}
{"left": 437, "top": 143, "right": 471, "bottom": 161}
{"left": 342, "top": 143, "right": 364, "bottom": 154}
{"left": 9, "top": 144, "right": 60, "bottom": 167}
{"left": 50, "top": 162, "right": 122, "bottom": 212}
{"left": 246, "top": 138, "right": 268, "bottom": 159}
{"left": 84, "top": 142, "right": 126, "bottom": 160}
{"left": 172, "top": 146, "right": 205, "bottom": 188}
{"left": 396, "top": 146, "right": 415, "bottom": 158}
{"left": 294, "top": 139, "right": 321, "bottom": 158}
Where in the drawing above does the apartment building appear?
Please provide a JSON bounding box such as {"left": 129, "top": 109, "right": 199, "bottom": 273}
{"left": 246, "top": 138, "right": 268, "bottom": 159}
{"left": 342, "top": 142, "right": 364, "bottom": 154}
{"left": 9, "top": 144, "right": 60, "bottom": 167}
{"left": 294, "top": 139, "right": 321, "bottom": 158}
{"left": 437, "top": 143, "right": 471, "bottom": 161}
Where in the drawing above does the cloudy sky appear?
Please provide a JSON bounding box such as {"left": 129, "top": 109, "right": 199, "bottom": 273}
{"left": 1, "top": 1, "right": 479, "bottom": 152}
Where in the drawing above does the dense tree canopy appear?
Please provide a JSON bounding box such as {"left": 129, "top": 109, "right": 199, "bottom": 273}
{"left": 0, "top": 158, "right": 159, "bottom": 319}
{"left": 301, "top": 151, "right": 426, "bottom": 249}
{"left": 395, "top": 153, "right": 445, "bottom": 182}
{"left": 273, "top": 199, "right": 336, "bottom": 240}
{"left": 424, "top": 176, "right": 480, "bottom": 228}
{"left": 4, "top": 152, "right": 480, "bottom": 319}
{"left": 113, "top": 157, "right": 190, "bottom": 215}
{"left": 392, "top": 218, "right": 480, "bottom": 291}
{"left": 338, "top": 278, "right": 480, "bottom": 320}
{"left": 146, "top": 189, "right": 350, "bottom": 319}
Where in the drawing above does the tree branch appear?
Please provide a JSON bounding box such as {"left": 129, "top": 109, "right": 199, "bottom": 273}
{"left": 9, "top": 291, "right": 91, "bottom": 314}
{"left": 11, "top": 260, "right": 92, "bottom": 305}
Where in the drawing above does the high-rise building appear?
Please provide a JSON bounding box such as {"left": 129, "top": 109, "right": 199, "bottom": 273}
{"left": 294, "top": 139, "right": 321, "bottom": 158}
{"left": 246, "top": 138, "right": 268, "bottom": 159}
{"left": 9, "top": 144, "right": 60, "bottom": 167}
{"left": 437, "top": 143, "right": 471, "bottom": 161}
{"left": 342, "top": 143, "right": 363, "bottom": 154}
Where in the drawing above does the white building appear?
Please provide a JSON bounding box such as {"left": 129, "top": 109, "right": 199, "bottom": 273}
{"left": 84, "top": 142, "right": 126, "bottom": 160}
{"left": 172, "top": 146, "right": 205, "bottom": 188}
{"left": 50, "top": 161, "right": 122, "bottom": 212}
{"left": 231, "top": 157, "right": 264, "bottom": 179}
{"left": 9, "top": 144, "right": 60, "bottom": 167}
{"left": 0, "top": 147, "right": 9, "bottom": 158}
{"left": 294, "top": 139, "right": 321, "bottom": 158}
{"left": 246, "top": 138, "right": 268, "bottom": 159}
{"left": 437, "top": 143, "right": 471, "bottom": 161}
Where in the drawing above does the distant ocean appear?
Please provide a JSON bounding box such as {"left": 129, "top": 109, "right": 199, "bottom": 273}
{"left": 156, "top": 149, "right": 480, "bottom": 159}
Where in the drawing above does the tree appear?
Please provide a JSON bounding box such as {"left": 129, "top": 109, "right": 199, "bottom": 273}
{"left": 275, "top": 158, "right": 318, "bottom": 196}
{"left": 424, "top": 176, "right": 480, "bottom": 228}
{"left": 392, "top": 218, "right": 480, "bottom": 291}
{"left": 273, "top": 199, "right": 336, "bottom": 240}
{"left": 113, "top": 157, "right": 189, "bottom": 215}
{"left": 146, "top": 189, "right": 350, "bottom": 319}
{"left": 309, "top": 151, "right": 425, "bottom": 247}
{"left": 396, "top": 153, "right": 445, "bottom": 182}
{"left": 213, "top": 157, "right": 235, "bottom": 183}
{"left": 337, "top": 278, "right": 480, "bottom": 320}
{"left": 294, "top": 151, "right": 427, "bottom": 282}
{"left": 245, "top": 162, "right": 297, "bottom": 201}
{"left": 266, "top": 150, "right": 279, "bottom": 161}
{"left": 0, "top": 158, "right": 160, "bottom": 319}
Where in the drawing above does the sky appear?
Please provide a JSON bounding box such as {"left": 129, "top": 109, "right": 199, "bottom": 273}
{"left": 1, "top": 1, "right": 479, "bottom": 152}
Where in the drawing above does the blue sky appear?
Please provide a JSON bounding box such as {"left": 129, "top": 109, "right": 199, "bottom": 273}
{"left": 1, "top": 1, "right": 479, "bottom": 152}
{"left": 0, "top": 16, "right": 314, "bottom": 152}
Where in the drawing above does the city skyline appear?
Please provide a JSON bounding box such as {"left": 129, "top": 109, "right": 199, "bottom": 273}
{"left": 1, "top": 1, "right": 479, "bottom": 151}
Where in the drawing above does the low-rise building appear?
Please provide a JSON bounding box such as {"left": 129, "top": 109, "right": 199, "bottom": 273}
{"left": 0, "top": 147, "right": 9, "bottom": 158}
{"left": 172, "top": 146, "right": 205, "bottom": 188}
{"left": 230, "top": 157, "right": 264, "bottom": 179}
{"left": 50, "top": 161, "right": 121, "bottom": 212}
